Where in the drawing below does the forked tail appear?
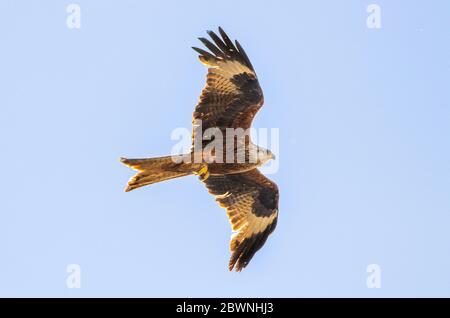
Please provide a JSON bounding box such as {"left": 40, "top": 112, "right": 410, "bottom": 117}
{"left": 120, "top": 155, "right": 194, "bottom": 192}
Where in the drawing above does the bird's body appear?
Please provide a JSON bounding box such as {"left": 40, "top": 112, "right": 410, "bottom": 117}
{"left": 121, "top": 28, "right": 279, "bottom": 271}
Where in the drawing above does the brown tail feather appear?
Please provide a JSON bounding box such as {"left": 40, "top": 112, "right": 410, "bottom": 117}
{"left": 120, "top": 155, "right": 193, "bottom": 192}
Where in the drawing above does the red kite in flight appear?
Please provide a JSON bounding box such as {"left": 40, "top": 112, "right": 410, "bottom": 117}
{"left": 121, "top": 28, "right": 278, "bottom": 271}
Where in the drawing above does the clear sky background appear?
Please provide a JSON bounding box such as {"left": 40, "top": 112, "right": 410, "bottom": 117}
{"left": 1, "top": 0, "right": 449, "bottom": 297}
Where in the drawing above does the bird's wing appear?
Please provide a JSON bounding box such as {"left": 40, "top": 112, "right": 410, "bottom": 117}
{"left": 202, "top": 169, "right": 279, "bottom": 271}
{"left": 192, "top": 27, "right": 264, "bottom": 146}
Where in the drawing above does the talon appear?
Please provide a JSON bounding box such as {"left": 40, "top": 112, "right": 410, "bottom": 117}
{"left": 200, "top": 171, "right": 210, "bottom": 181}
{"left": 198, "top": 165, "right": 210, "bottom": 181}
{"left": 198, "top": 165, "right": 208, "bottom": 175}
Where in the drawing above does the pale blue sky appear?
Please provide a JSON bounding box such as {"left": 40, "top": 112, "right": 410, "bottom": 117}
{"left": 1, "top": 0, "right": 449, "bottom": 297}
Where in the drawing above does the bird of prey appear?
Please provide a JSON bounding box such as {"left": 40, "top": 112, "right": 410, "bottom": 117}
{"left": 121, "top": 27, "right": 278, "bottom": 271}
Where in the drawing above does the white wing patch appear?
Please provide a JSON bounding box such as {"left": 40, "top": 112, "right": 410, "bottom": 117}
{"left": 199, "top": 57, "right": 255, "bottom": 78}
{"left": 229, "top": 208, "right": 278, "bottom": 251}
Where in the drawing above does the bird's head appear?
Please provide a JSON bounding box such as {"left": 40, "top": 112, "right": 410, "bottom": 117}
{"left": 265, "top": 149, "right": 276, "bottom": 161}
{"left": 257, "top": 147, "right": 276, "bottom": 164}
{"left": 269, "top": 150, "right": 276, "bottom": 160}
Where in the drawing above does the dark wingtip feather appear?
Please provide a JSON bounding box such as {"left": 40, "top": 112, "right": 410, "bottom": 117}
{"left": 198, "top": 37, "right": 224, "bottom": 57}
{"left": 192, "top": 46, "right": 216, "bottom": 61}
{"left": 194, "top": 27, "right": 257, "bottom": 72}
{"left": 192, "top": 46, "right": 202, "bottom": 54}
{"left": 207, "top": 30, "right": 228, "bottom": 54}
{"left": 235, "top": 40, "right": 255, "bottom": 71}
{"left": 228, "top": 217, "right": 278, "bottom": 272}
{"left": 218, "top": 27, "right": 237, "bottom": 52}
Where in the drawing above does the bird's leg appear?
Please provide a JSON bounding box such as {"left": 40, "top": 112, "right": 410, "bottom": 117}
{"left": 197, "top": 164, "right": 210, "bottom": 181}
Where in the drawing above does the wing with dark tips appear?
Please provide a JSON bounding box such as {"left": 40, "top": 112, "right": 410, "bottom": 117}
{"left": 202, "top": 169, "right": 279, "bottom": 271}
{"left": 192, "top": 27, "right": 264, "bottom": 146}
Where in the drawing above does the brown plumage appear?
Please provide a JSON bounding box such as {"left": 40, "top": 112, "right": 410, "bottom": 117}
{"left": 121, "top": 27, "right": 278, "bottom": 271}
{"left": 203, "top": 169, "right": 278, "bottom": 271}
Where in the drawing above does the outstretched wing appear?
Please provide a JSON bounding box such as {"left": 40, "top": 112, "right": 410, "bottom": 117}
{"left": 202, "top": 169, "right": 279, "bottom": 271}
{"left": 192, "top": 27, "right": 264, "bottom": 146}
